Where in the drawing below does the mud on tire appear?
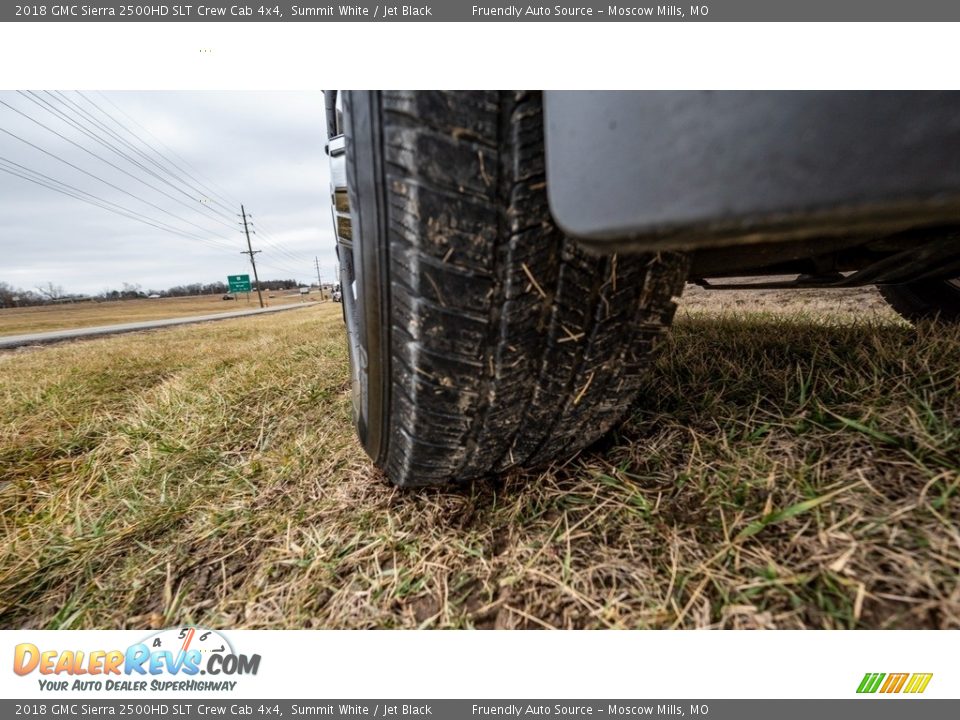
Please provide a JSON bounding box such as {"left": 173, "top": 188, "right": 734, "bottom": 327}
{"left": 343, "top": 90, "right": 688, "bottom": 486}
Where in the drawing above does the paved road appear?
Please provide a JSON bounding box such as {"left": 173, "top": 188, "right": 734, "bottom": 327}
{"left": 0, "top": 302, "right": 320, "bottom": 350}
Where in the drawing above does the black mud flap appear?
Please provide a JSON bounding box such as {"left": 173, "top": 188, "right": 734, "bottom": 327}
{"left": 544, "top": 91, "right": 960, "bottom": 250}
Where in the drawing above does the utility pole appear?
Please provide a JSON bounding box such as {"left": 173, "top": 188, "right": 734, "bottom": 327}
{"left": 315, "top": 256, "right": 324, "bottom": 300}
{"left": 240, "top": 205, "right": 264, "bottom": 308}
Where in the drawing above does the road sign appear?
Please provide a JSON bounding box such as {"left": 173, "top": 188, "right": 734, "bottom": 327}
{"left": 228, "top": 274, "right": 251, "bottom": 293}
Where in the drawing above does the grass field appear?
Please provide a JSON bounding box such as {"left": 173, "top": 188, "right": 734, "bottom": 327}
{"left": 0, "top": 292, "right": 316, "bottom": 337}
{"left": 1, "top": 288, "right": 958, "bottom": 629}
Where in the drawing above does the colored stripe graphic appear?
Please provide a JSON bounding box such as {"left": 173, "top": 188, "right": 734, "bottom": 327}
{"left": 857, "top": 673, "right": 885, "bottom": 693}
{"left": 881, "top": 673, "right": 909, "bottom": 693}
{"left": 857, "top": 672, "right": 932, "bottom": 694}
{"left": 903, "top": 674, "right": 934, "bottom": 694}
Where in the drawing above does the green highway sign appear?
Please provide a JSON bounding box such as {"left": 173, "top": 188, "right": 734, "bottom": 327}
{"left": 227, "top": 274, "right": 251, "bottom": 293}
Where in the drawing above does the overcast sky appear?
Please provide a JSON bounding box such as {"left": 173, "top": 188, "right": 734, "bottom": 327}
{"left": 0, "top": 91, "right": 334, "bottom": 295}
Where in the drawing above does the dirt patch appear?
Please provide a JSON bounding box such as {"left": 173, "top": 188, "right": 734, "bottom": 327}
{"left": 679, "top": 282, "right": 899, "bottom": 321}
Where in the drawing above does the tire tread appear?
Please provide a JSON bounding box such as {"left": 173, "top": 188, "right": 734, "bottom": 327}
{"left": 379, "top": 91, "right": 687, "bottom": 486}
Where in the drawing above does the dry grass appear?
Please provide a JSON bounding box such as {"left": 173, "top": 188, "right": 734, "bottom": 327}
{"left": 0, "top": 293, "right": 314, "bottom": 337}
{"left": 0, "top": 288, "right": 958, "bottom": 629}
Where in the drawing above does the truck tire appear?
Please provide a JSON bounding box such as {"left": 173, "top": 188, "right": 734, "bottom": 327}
{"left": 878, "top": 279, "right": 960, "bottom": 322}
{"left": 340, "top": 90, "right": 687, "bottom": 486}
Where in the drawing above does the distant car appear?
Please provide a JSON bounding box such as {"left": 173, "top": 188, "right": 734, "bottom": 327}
{"left": 332, "top": 289, "right": 342, "bottom": 302}
{"left": 327, "top": 90, "right": 960, "bottom": 487}
{"left": 222, "top": 294, "right": 235, "bottom": 301}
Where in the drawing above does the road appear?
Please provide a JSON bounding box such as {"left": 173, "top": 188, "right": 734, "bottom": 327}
{"left": 0, "top": 302, "right": 320, "bottom": 350}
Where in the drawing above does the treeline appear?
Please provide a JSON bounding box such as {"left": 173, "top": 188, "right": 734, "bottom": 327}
{"left": 0, "top": 279, "right": 301, "bottom": 308}
{"left": 142, "top": 278, "right": 300, "bottom": 298}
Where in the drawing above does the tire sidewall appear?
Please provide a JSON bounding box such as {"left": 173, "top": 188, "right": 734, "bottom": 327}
{"left": 341, "top": 91, "right": 391, "bottom": 464}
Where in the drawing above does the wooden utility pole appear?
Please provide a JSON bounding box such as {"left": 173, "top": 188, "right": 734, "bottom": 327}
{"left": 315, "top": 256, "right": 324, "bottom": 300}
{"left": 240, "top": 205, "right": 264, "bottom": 308}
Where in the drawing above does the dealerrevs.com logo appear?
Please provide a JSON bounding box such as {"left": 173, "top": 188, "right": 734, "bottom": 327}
{"left": 857, "top": 673, "right": 933, "bottom": 695}
{"left": 13, "top": 627, "right": 261, "bottom": 692}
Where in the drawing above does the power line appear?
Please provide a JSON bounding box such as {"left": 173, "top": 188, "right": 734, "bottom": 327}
{"left": 0, "top": 157, "right": 236, "bottom": 252}
{"left": 262, "top": 233, "right": 315, "bottom": 265}
{"left": 256, "top": 262, "right": 308, "bottom": 280}
{"left": 234, "top": 213, "right": 308, "bottom": 276}
{"left": 2, "top": 158, "right": 305, "bottom": 279}
{"left": 0, "top": 97, "right": 240, "bottom": 239}
{"left": 36, "top": 90, "right": 241, "bottom": 230}
{"left": 86, "top": 92, "right": 322, "bottom": 267}
{"left": 78, "top": 92, "right": 318, "bottom": 271}
{"left": 245, "top": 246, "right": 311, "bottom": 278}
{"left": 248, "top": 255, "right": 309, "bottom": 278}
{"left": 2, "top": 160, "right": 309, "bottom": 282}
{"left": 0, "top": 123, "right": 240, "bottom": 245}
{"left": 0, "top": 160, "right": 236, "bottom": 253}
{"left": 244, "top": 210, "right": 316, "bottom": 257}
{"left": 240, "top": 205, "right": 265, "bottom": 308}
{"left": 3, "top": 92, "right": 321, "bottom": 284}
{"left": 90, "top": 91, "right": 241, "bottom": 214}
{"left": 57, "top": 91, "right": 242, "bottom": 223}
{"left": 239, "top": 207, "right": 319, "bottom": 274}
{"left": 246, "top": 219, "right": 314, "bottom": 267}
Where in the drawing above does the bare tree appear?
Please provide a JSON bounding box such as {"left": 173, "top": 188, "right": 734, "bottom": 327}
{"left": 0, "top": 281, "right": 20, "bottom": 308}
{"left": 35, "top": 282, "right": 66, "bottom": 302}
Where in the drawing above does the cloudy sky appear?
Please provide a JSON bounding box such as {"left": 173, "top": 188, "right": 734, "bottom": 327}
{"left": 0, "top": 91, "right": 334, "bottom": 296}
